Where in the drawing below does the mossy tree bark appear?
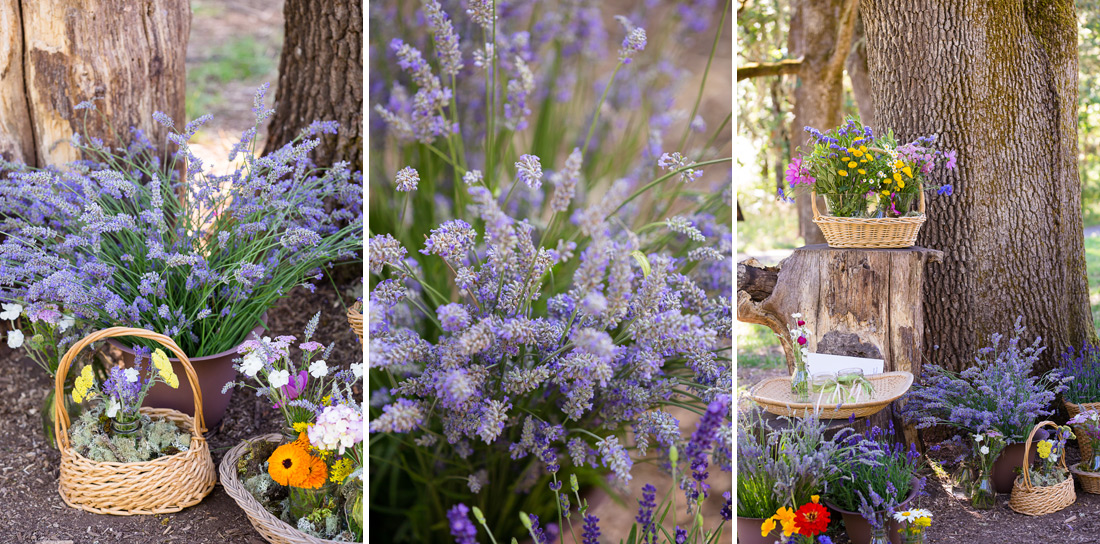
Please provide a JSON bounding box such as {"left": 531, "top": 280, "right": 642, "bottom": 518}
{"left": 0, "top": 0, "right": 188, "bottom": 166}
{"left": 262, "top": 0, "right": 362, "bottom": 172}
{"left": 862, "top": 0, "right": 1095, "bottom": 371}
{"left": 788, "top": 0, "right": 860, "bottom": 245}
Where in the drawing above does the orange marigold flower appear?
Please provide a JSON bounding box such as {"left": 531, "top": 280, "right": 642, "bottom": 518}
{"left": 293, "top": 431, "right": 311, "bottom": 451}
{"left": 300, "top": 454, "right": 329, "bottom": 489}
{"left": 268, "top": 443, "right": 310, "bottom": 487}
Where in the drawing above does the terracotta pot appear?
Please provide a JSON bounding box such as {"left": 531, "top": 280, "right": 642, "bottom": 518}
{"left": 993, "top": 442, "right": 1037, "bottom": 494}
{"left": 826, "top": 477, "right": 919, "bottom": 544}
{"left": 737, "top": 516, "right": 776, "bottom": 544}
{"left": 107, "top": 316, "right": 266, "bottom": 428}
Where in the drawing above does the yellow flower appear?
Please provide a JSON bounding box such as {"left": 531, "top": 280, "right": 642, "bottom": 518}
{"left": 859, "top": 145, "right": 867, "bottom": 152}
{"left": 773, "top": 507, "right": 798, "bottom": 537}
{"left": 847, "top": 147, "right": 856, "bottom": 154}
{"left": 882, "top": 190, "right": 891, "bottom": 195}
{"left": 293, "top": 421, "right": 312, "bottom": 434}
{"left": 330, "top": 458, "right": 355, "bottom": 484}
{"left": 852, "top": 149, "right": 864, "bottom": 157}
{"left": 860, "top": 158, "right": 869, "bottom": 163}
{"left": 1038, "top": 440, "right": 1053, "bottom": 459}
{"left": 915, "top": 516, "right": 932, "bottom": 528}
{"left": 857, "top": 169, "right": 866, "bottom": 175}
{"left": 898, "top": 180, "right": 906, "bottom": 189}
{"left": 158, "top": 363, "right": 179, "bottom": 389}
{"left": 322, "top": 395, "right": 333, "bottom": 407}
{"left": 152, "top": 349, "right": 170, "bottom": 371}
{"left": 811, "top": 495, "right": 820, "bottom": 503}
{"left": 903, "top": 166, "right": 914, "bottom": 178}
{"left": 848, "top": 161, "right": 857, "bottom": 168}
{"left": 72, "top": 366, "right": 95, "bottom": 403}
{"left": 893, "top": 160, "right": 905, "bottom": 170}
{"left": 838, "top": 170, "right": 848, "bottom": 177}
{"left": 760, "top": 517, "right": 777, "bottom": 537}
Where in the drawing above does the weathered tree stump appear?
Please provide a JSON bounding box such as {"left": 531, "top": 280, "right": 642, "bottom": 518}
{"left": 738, "top": 244, "right": 944, "bottom": 445}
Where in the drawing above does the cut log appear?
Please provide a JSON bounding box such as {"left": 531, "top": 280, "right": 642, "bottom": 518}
{"left": 738, "top": 244, "right": 944, "bottom": 445}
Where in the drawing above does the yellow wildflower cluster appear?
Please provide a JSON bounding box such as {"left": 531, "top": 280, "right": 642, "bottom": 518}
{"left": 72, "top": 365, "right": 95, "bottom": 403}
{"left": 881, "top": 158, "right": 915, "bottom": 195}
{"left": 293, "top": 421, "right": 312, "bottom": 434}
{"left": 1037, "top": 439, "right": 1053, "bottom": 459}
{"left": 836, "top": 139, "right": 874, "bottom": 178}
{"left": 329, "top": 458, "right": 355, "bottom": 484}
{"left": 152, "top": 349, "right": 179, "bottom": 389}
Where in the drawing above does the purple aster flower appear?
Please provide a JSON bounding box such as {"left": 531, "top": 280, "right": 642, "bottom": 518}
{"left": 447, "top": 503, "right": 478, "bottom": 544}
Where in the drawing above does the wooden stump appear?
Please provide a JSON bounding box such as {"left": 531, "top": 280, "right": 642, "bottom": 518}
{"left": 738, "top": 244, "right": 944, "bottom": 445}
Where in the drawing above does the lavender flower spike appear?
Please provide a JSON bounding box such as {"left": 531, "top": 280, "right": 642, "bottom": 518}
{"left": 395, "top": 166, "right": 420, "bottom": 192}
{"left": 516, "top": 154, "right": 543, "bottom": 189}
{"left": 447, "top": 503, "right": 478, "bottom": 544}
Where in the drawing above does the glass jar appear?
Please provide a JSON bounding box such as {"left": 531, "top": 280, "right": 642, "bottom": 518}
{"left": 791, "top": 358, "right": 810, "bottom": 403}
{"left": 971, "top": 470, "right": 996, "bottom": 510}
{"left": 869, "top": 526, "right": 890, "bottom": 544}
{"left": 902, "top": 531, "right": 926, "bottom": 544}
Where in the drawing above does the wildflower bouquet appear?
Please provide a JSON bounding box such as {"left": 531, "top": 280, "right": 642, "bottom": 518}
{"left": 1059, "top": 344, "right": 1100, "bottom": 405}
{"left": 0, "top": 87, "right": 363, "bottom": 359}
{"left": 760, "top": 496, "right": 832, "bottom": 544}
{"left": 784, "top": 313, "right": 812, "bottom": 401}
{"left": 825, "top": 424, "right": 924, "bottom": 532}
{"left": 67, "top": 347, "right": 190, "bottom": 462}
{"left": 369, "top": 0, "right": 732, "bottom": 542}
{"left": 1068, "top": 410, "right": 1100, "bottom": 471}
{"left": 968, "top": 430, "right": 1006, "bottom": 509}
{"left": 223, "top": 314, "right": 363, "bottom": 541}
{"left": 901, "top": 317, "right": 1070, "bottom": 443}
{"left": 892, "top": 509, "right": 932, "bottom": 542}
{"left": 1023, "top": 425, "right": 1074, "bottom": 487}
{"left": 782, "top": 116, "right": 956, "bottom": 217}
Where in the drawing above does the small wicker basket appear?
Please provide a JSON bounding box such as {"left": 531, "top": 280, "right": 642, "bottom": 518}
{"left": 748, "top": 371, "right": 913, "bottom": 419}
{"left": 1064, "top": 400, "right": 1100, "bottom": 459}
{"left": 812, "top": 189, "right": 926, "bottom": 249}
{"left": 53, "top": 327, "right": 216, "bottom": 515}
{"left": 1008, "top": 421, "right": 1076, "bottom": 516}
{"left": 220, "top": 433, "right": 343, "bottom": 544}
{"left": 348, "top": 300, "right": 363, "bottom": 343}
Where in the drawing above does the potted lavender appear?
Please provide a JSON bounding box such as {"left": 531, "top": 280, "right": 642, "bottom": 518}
{"left": 1059, "top": 344, "right": 1100, "bottom": 458}
{"left": 0, "top": 88, "right": 363, "bottom": 425}
{"left": 901, "top": 317, "right": 1069, "bottom": 493}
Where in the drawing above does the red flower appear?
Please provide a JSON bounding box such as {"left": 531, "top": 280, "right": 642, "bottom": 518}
{"left": 797, "top": 336, "right": 807, "bottom": 345}
{"left": 794, "top": 501, "right": 830, "bottom": 537}
{"left": 797, "top": 320, "right": 805, "bottom": 326}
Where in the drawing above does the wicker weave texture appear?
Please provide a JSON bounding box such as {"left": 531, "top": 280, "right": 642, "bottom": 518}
{"left": 1069, "top": 464, "right": 1100, "bottom": 495}
{"left": 1008, "top": 421, "right": 1077, "bottom": 516}
{"left": 348, "top": 301, "right": 363, "bottom": 343}
{"left": 748, "top": 371, "right": 913, "bottom": 419}
{"left": 811, "top": 190, "right": 926, "bottom": 249}
{"left": 220, "top": 434, "right": 343, "bottom": 544}
{"left": 53, "top": 327, "right": 216, "bottom": 515}
{"left": 1065, "top": 401, "right": 1100, "bottom": 460}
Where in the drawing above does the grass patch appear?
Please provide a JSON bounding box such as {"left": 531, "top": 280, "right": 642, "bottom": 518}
{"left": 737, "top": 321, "right": 784, "bottom": 370}
{"left": 187, "top": 36, "right": 279, "bottom": 119}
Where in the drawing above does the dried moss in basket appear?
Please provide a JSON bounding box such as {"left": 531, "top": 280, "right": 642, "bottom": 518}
{"left": 68, "top": 405, "right": 191, "bottom": 463}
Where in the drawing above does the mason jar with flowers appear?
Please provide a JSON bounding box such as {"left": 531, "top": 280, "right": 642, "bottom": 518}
{"left": 783, "top": 313, "right": 812, "bottom": 402}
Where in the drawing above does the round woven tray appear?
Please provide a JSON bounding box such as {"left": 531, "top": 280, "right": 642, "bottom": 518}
{"left": 1008, "top": 421, "right": 1076, "bottom": 516}
{"left": 220, "top": 434, "right": 343, "bottom": 544}
{"left": 348, "top": 300, "right": 363, "bottom": 343}
{"left": 748, "top": 371, "right": 913, "bottom": 419}
{"left": 811, "top": 189, "right": 926, "bottom": 249}
{"left": 1064, "top": 400, "right": 1100, "bottom": 460}
{"left": 54, "top": 327, "right": 216, "bottom": 515}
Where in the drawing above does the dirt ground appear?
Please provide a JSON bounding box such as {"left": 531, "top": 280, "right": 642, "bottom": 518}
{"left": 0, "top": 283, "right": 360, "bottom": 543}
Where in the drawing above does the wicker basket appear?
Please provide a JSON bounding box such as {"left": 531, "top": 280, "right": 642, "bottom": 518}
{"left": 1069, "top": 463, "right": 1100, "bottom": 494}
{"left": 811, "top": 189, "right": 926, "bottom": 249}
{"left": 1064, "top": 400, "right": 1100, "bottom": 460}
{"left": 220, "top": 433, "right": 343, "bottom": 544}
{"left": 53, "top": 327, "right": 216, "bottom": 515}
{"left": 348, "top": 300, "right": 363, "bottom": 343}
{"left": 748, "top": 371, "right": 913, "bottom": 419}
{"left": 1008, "top": 421, "right": 1076, "bottom": 516}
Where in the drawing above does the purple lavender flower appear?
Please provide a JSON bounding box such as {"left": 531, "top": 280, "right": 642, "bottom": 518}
{"left": 516, "top": 154, "right": 543, "bottom": 190}
{"left": 658, "top": 152, "right": 703, "bottom": 183}
{"left": 674, "top": 526, "right": 687, "bottom": 544}
{"left": 422, "top": 1, "right": 463, "bottom": 77}
{"left": 447, "top": 504, "right": 478, "bottom": 544}
{"left": 421, "top": 220, "right": 477, "bottom": 261}
{"left": 395, "top": 166, "right": 420, "bottom": 192}
{"left": 618, "top": 26, "right": 647, "bottom": 64}
{"left": 582, "top": 513, "right": 601, "bottom": 544}
{"left": 636, "top": 483, "right": 657, "bottom": 542}
{"left": 437, "top": 303, "right": 471, "bottom": 333}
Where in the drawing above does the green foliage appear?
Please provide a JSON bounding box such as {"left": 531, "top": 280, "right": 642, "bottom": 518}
{"left": 69, "top": 405, "right": 190, "bottom": 463}
{"left": 737, "top": 323, "right": 785, "bottom": 371}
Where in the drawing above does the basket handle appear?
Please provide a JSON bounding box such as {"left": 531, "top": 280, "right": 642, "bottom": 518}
{"left": 1019, "top": 420, "right": 1068, "bottom": 491}
{"left": 53, "top": 327, "right": 207, "bottom": 449}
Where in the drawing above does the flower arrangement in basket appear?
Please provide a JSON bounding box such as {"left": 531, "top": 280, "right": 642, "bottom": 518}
{"left": 53, "top": 328, "right": 215, "bottom": 515}
{"left": 219, "top": 313, "right": 363, "bottom": 543}
{"left": 780, "top": 116, "right": 956, "bottom": 248}
{"left": 1059, "top": 343, "right": 1100, "bottom": 458}
{"left": 1008, "top": 422, "right": 1076, "bottom": 516}
{"left": 1067, "top": 410, "right": 1100, "bottom": 494}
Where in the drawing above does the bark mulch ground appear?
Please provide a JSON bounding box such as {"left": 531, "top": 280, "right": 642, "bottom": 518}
{"left": 0, "top": 283, "right": 360, "bottom": 543}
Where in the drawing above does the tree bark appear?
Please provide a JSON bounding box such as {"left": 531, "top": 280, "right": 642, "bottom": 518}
{"left": 1, "top": 0, "right": 189, "bottom": 166}
{"left": 263, "top": 0, "right": 363, "bottom": 172}
{"left": 738, "top": 245, "right": 944, "bottom": 444}
{"left": 861, "top": 0, "right": 1095, "bottom": 372}
{"left": 788, "top": 0, "right": 860, "bottom": 246}
{"left": 845, "top": 12, "right": 876, "bottom": 127}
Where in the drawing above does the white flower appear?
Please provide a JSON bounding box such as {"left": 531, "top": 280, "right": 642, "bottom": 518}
{"left": 791, "top": 312, "right": 803, "bottom": 318}
{"left": 974, "top": 434, "right": 983, "bottom": 443}
{"left": 106, "top": 398, "right": 120, "bottom": 418}
{"left": 59, "top": 314, "right": 75, "bottom": 332}
{"left": 980, "top": 445, "right": 989, "bottom": 455}
{"left": 351, "top": 362, "right": 363, "bottom": 379}
{"left": 240, "top": 352, "right": 264, "bottom": 377}
{"left": 124, "top": 368, "right": 140, "bottom": 383}
{"left": 6, "top": 329, "right": 23, "bottom": 348}
{"left": 910, "top": 509, "right": 933, "bottom": 519}
{"left": 0, "top": 303, "right": 22, "bottom": 321}
{"left": 893, "top": 510, "right": 916, "bottom": 522}
{"left": 268, "top": 369, "right": 290, "bottom": 389}
{"left": 309, "top": 359, "right": 329, "bottom": 378}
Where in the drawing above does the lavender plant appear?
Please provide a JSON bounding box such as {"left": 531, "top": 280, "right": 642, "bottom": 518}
{"left": 900, "top": 317, "right": 1070, "bottom": 443}
{"left": 0, "top": 87, "right": 363, "bottom": 359}
{"left": 369, "top": 1, "right": 732, "bottom": 542}
{"left": 1059, "top": 344, "right": 1100, "bottom": 404}
{"left": 824, "top": 423, "right": 924, "bottom": 527}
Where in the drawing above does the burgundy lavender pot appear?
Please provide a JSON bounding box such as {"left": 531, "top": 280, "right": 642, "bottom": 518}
{"left": 992, "top": 442, "right": 1038, "bottom": 494}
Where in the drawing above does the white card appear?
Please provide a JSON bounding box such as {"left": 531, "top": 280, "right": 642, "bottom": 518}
{"left": 805, "top": 353, "right": 885, "bottom": 376}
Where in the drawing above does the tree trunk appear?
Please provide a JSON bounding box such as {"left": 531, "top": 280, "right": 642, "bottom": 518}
{"left": 0, "top": 0, "right": 189, "bottom": 166}
{"left": 845, "top": 12, "right": 876, "bottom": 127}
{"left": 861, "top": 0, "right": 1095, "bottom": 371}
{"left": 738, "top": 245, "right": 944, "bottom": 444}
{"left": 263, "top": 0, "right": 362, "bottom": 172}
{"left": 788, "top": 0, "right": 860, "bottom": 246}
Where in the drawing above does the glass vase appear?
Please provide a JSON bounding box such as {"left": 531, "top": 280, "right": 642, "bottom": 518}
{"left": 953, "top": 462, "right": 975, "bottom": 499}
{"left": 1088, "top": 448, "right": 1100, "bottom": 473}
{"left": 971, "top": 471, "right": 996, "bottom": 510}
{"left": 869, "top": 526, "right": 890, "bottom": 544}
{"left": 903, "top": 532, "right": 926, "bottom": 544}
{"left": 791, "top": 358, "right": 810, "bottom": 403}
{"left": 111, "top": 415, "right": 141, "bottom": 437}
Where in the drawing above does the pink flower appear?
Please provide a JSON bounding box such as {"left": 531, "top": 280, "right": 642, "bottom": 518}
{"left": 276, "top": 370, "right": 308, "bottom": 409}
{"left": 797, "top": 320, "right": 805, "bottom": 326}
{"left": 299, "top": 341, "right": 324, "bottom": 352}
{"left": 797, "top": 336, "right": 807, "bottom": 346}
{"left": 785, "top": 158, "right": 803, "bottom": 188}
